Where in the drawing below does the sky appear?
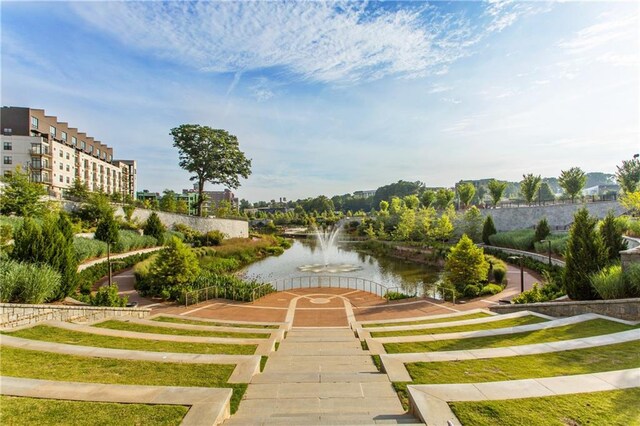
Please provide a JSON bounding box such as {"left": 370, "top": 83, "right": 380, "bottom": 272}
{"left": 2, "top": 1, "right": 639, "bottom": 202}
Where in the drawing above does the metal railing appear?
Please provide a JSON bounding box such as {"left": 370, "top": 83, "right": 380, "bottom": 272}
{"left": 183, "top": 275, "right": 417, "bottom": 307}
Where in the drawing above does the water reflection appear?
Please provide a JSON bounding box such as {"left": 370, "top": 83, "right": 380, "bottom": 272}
{"left": 241, "top": 239, "right": 442, "bottom": 295}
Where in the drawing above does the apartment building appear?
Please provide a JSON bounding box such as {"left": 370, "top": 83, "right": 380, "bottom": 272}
{"left": 182, "top": 187, "right": 238, "bottom": 212}
{"left": 0, "top": 107, "right": 136, "bottom": 198}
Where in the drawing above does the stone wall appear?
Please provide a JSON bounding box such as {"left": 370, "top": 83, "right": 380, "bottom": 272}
{"left": 0, "top": 303, "right": 151, "bottom": 330}
{"left": 490, "top": 298, "right": 640, "bottom": 321}
{"left": 116, "top": 207, "right": 249, "bottom": 238}
{"left": 621, "top": 246, "right": 640, "bottom": 271}
{"left": 481, "top": 201, "right": 624, "bottom": 231}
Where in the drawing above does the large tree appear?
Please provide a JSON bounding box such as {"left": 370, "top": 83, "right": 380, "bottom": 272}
{"left": 520, "top": 173, "right": 542, "bottom": 205}
{"left": 171, "top": 125, "right": 251, "bottom": 216}
{"left": 487, "top": 179, "right": 508, "bottom": 207}
{"left": 564, "top": 208, "right": 608, "bottom": 300}
{"left": 616, "top": 156, "right": 640, "bottom": 193}
{"left": 456, "top": 182, "right": 476, "bottom": 209}
{"left": 559, "top": 167, "right": 587, "bottom": 202}
{"left": 0, "top": 165, "right": 47, "bottom": 217}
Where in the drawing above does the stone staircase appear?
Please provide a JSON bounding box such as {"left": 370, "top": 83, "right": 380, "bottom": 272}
{"left": 225, "top": 328, "right": 422, "bottom": 425}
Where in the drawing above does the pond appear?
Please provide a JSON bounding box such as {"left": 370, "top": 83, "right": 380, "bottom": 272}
{"left": 240, "top": 238, "right": 444, "bottom": 297}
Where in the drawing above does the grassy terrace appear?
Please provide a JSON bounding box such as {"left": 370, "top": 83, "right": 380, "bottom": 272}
{"left": 6, "top": 325, "right": 257, "bottom": 355}
{"left": 0, "top": 346, "right": 247, "bottom": 413}
{"left": 362, "top": 312, "right": 491, "bottom": 328}
{"left": 450, "top": 388, "right": 640, "bottom": 426}
{"left": 384, "top": 319, "right": 638, "bottom": 353}
{"left": 371, "top": 315, "right": 547, "bottom": 338}
{"left": 0, "top": 396, "right": 188, "bottom": 426}
{"left": 93, "top": 320, "right": 269, "bottom": 339}
{"left": 152, "top": 316, "right": 279, "bottom": 329}
{"left": 393, "top": 340, "right": 640, "bottom": 410}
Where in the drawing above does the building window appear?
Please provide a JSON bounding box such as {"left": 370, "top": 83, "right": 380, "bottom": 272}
{"left": 66, "top": 153, "right": 70, "bottom": 160}
{"left": 59, "top": 163, "right": 63, "bottom": 170}
{"left": 66, "top": 177, "right": 70, "bottom": 184}
{"left": 72, "top": 136, "right": 77, "bottom": 146}
{"left": 81, "top": 141, "right": 86, "bottom": 150}
{"left": 66, "top": 165, "right": 70, "bottom": 172}
{"left": 108, "top": 155, "right": 112, "bottom": 162}
{"left": 3, "top": 141, "right": 11, "bottom": 150}
{"left": 49, "top": 126, "right": 56, "bottom": 137}
{"left": 59, "top": 150, "right": 63, "bottom": 158}
{"left": 61, "top": 131, "right": 67, "bottom": 141}
{"left": 31, "top": 116, "right": 39, "bottom": 129}
{"left": 96, "top": 149, "right": 101, "bottom": 158}
{"left": 3, "top": 156, "right": 11, "bottom": 165}
{"left": 88, "top": 146, "right": 93, "bottom": 154}
{"left": 59, "top": 175, "right": 63, "bottom": 183}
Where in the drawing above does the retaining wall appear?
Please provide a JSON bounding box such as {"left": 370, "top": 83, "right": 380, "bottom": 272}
{"left": 115, "top": 207, "right": 248, "bottom": 239}
{"left": 490, "top": 298, "right": 640, "bottom": 321}
{"left": 481, "top": 201, "right": 624, "bottom": 231}
{"left": 0, "top": 303, "right": 151, "bottom": 330}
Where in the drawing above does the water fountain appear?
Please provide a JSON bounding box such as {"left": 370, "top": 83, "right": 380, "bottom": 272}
{"left": 297, "top": 223, "right": 363, "bottom": 273}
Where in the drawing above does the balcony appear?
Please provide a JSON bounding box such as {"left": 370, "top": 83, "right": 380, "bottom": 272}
{"left": 30, "top": 161, "right": 52, "bottom": 171}
{"left": 31, "top": 174, "right": 52, "bottom": 184}
{"left": 30, "top": 146, "right": 50, "bottom": 156}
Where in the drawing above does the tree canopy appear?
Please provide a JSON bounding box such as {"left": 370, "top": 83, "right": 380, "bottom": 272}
{"left": 520, "top": 174, "right": 542, "bottom": 204}
{"left": 487, "top": 180, "right": 508, "bottom": 207}
{"left": 616, "top": 157, "right": 640, "bottom": 193}
{"left": 0, "top": 166, "right": 47, "bottom": 217}
{"left": 171, "top": 124, "right": 251, "bottom": 216}
{"left": 559, "top": 167, "right": 587, "bottom": 202}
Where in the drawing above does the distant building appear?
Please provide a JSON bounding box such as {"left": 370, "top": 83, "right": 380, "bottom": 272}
{"left": 136, "top": 190, "right": 160, "bottom": 202}
{"left": 582, "top": 184, "right": 620, "bottom": 196}
{"left": 182, "top": 187, "right": 238, "bottom": 213}
{"left": 353, "top": 190, "right": 375, "bottom": 198}
{"left": 1, "top": 106, "right": 136, "bottom": 198}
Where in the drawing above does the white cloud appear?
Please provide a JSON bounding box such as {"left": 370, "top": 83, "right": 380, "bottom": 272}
{"left": 428, "top": 83, "right": 452, "bottom": 94}
{"left": 483, "top": 0, "right": 551, "bottom": 33}
{"left": 69, "top": 1, "right": 483, "bottom": 84}
{"left": 558, "top": 13, "right": 639, "bottom": 55}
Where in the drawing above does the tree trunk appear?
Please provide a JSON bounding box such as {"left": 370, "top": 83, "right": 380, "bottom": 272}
{"left": 197, "top": 178, "right": 205, "bottom": 217}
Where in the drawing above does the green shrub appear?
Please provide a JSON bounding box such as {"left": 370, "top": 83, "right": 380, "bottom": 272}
{"left": 488, "top": 229, "right": 535, "bottom": 251}
{"left": 512, "top": 271, "right": 564, "bottom": 304}
{"left": 180, "top": 271, "right": 274, "bottom": 304}
{"left": 590, "top": 265, "right": 626, "bottom": 300}
{"left": 143, "top": 237, "right": 200, "bottom": 299}
{"left": 482, "top": 215, "right": 497, "bottom": 245}
{"left": 480, "top": 283, "right": 503, "bottom": 296}
{"left": 534, "top": 218, "right": 551, "bottom": 242}
{"left": 0, "top": 260, "right": 61, "bottom": 303}
{"left": 624, "top": 263, "right": 640, "bottom": 296}
{"left": 194, "top": 230, "right": 225, "bottom": 247}
{"left": 484, "top": 247, "right": 564, "bottom": 287}
{"left": 463, "top": 284, "right": 481, "bottom": 298}
{"left": 599, "top": 211, "right": 627, "bottom": 263}
{"left": 94, "top": 214, "right": 119, "bottom": 245}
{"left": 90, "top": 284, "right": 128, "bottom": 307}
{"left": 265, "top": 246, "right": 285, "bottom": 256}
{"left": 533, "top": 233, "right": 568, "bottom": 257}
{"left": 163, "top": 231, "right": 185, "bottom": 242}
{"left": 143, "top": 212, "right": 166, "bottom": 244}
{"left": 492, "top": 267, "right": 506, "bottom": 284}
{"left": 173, "top": 223, "right": 202, "bottom": 243}
{"left": 74, "top": 237, "right": 108, "bottom": 262}
{"left": 444, "top": 235, "right": 489, "bottom": 294}
{"left": 115, "top": 230, "right": 157, "bottom": 252}
{"left": 384, "top": 291, "right": 412, "bottom": 301}
{"left": 200, "top": 257, "right": 241, "bottom": 274}
{"left": 564, "top": 208, "right": 608, "bottom": 300}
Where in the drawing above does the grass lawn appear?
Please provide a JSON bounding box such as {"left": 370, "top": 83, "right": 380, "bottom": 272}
{"left": 450, "top": 388, "right": 640, "bottom": 426}
{"left": 0, "top": 396, "right": 188, "bottom": 426}
{"left": 152, "top": 316, "right": 279, "bottom": 329}
{"left": 371, "top": 315, "right": 547, "bottom": 338}
{"left": 392, "top": 340, "right": 640, "bottom": 410}
{"left": 362, "top": 312, "right": 491, "bottom": 328}
{"left": 384, "top": 319, "right": 638, "bottom": 353}
{"left": 6, "top": 325, "right": 257, "bottom": 355}
{"left": 93, "top": 320, "right": 268, "bottom": 339}
{"left": 0, "top": 346, "right": 247, "bottom": 413}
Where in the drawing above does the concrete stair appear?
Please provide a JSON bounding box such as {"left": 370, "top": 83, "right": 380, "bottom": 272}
{"left": 225, "top": 328, "right": 422, "bottom": 425}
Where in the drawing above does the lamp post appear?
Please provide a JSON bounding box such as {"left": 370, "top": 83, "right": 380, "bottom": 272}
{"left": 539, "top": 239, "right": 552, "bottom": 267}
{"left": 508, "top": 255, "right": 524, "bottom": 293}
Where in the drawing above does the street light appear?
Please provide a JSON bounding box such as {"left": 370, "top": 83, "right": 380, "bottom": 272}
{"left": 508, "top": 255, "right": 525, "bottom": 293}
{"left": 539, "top": 239, "right": 552, "bottom": 267}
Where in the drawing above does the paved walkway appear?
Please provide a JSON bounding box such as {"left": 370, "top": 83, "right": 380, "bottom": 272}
{"left": 77, "top": 246, "right": 164, "bottom": 271}
{"left": 0, "top": 376, "right": 232, "bottom": 426}
{"left": 408, "top": 368, "right": 640, "bottom": 426}
{"left": 226, "top": 327, "right": 421, "bottom": 425}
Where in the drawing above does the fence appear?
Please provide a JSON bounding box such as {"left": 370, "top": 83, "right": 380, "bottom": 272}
{"left": 183, "top": 275, "right": 418, "bottom": 307}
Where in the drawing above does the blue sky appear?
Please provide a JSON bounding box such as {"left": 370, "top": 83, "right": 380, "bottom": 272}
{"left": 2, "top": 1, "right": 638, "bottom": 202}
